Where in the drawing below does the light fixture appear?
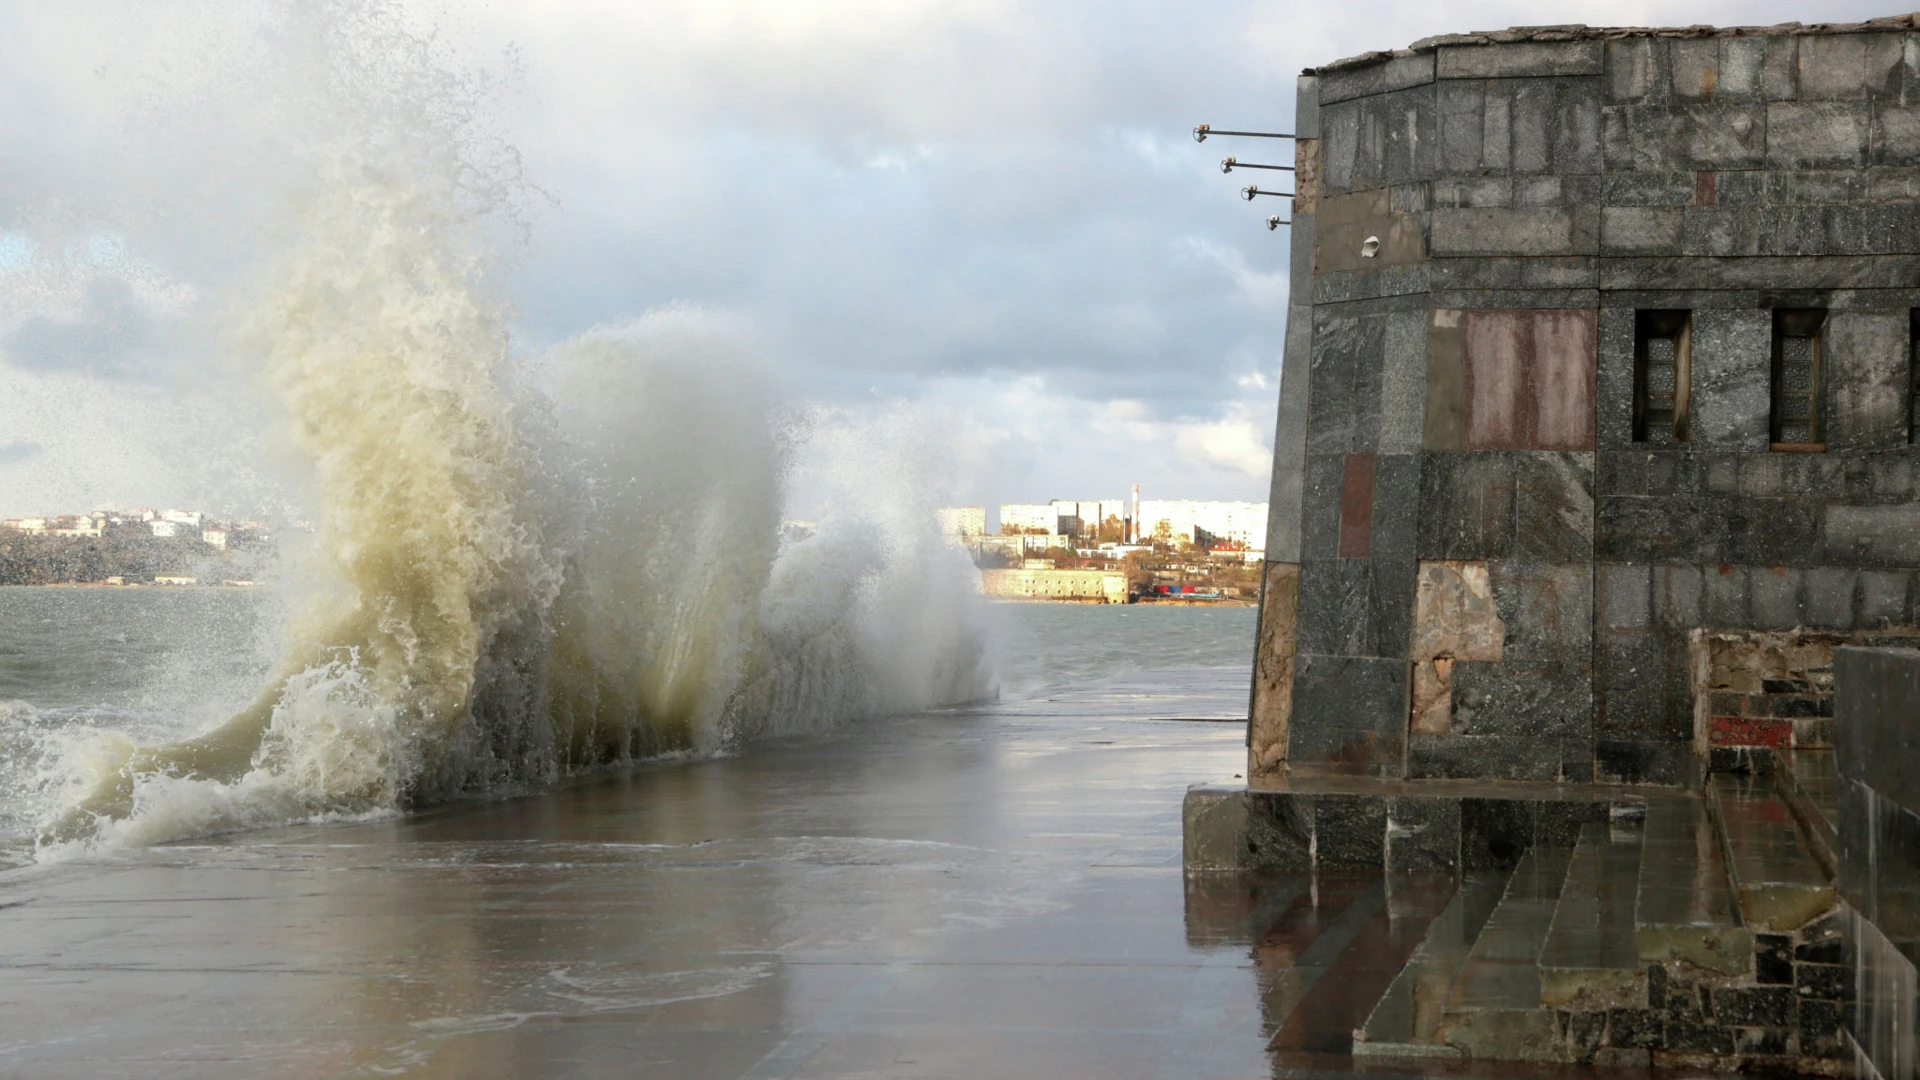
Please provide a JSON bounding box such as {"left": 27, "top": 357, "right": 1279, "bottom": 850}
{"left": 1193, "top": 123, "right": 1296, "bottom": 144}
{"left": 1241, "top": 185, "right": 1294, "bottom": 201}
{"left": 1267, "top": 215, "right": 1289, "bottom": 231}
{"left": 1362, "top": 235, "right": 1380, "bottom": 258}
{"left": 1221, "top": 156, "right": 1295, "bottom": 174}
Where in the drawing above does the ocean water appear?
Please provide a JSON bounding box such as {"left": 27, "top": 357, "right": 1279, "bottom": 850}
{"left": 0, "top": 590, "right": 1253, "bottom": 868}
{"left": 1, "top": 5, "right": 1257, "bottom": 867}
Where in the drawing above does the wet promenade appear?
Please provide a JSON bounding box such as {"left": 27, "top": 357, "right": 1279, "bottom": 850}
{"left": 0, "top": 668, "right": 1630, "bottom": 1079}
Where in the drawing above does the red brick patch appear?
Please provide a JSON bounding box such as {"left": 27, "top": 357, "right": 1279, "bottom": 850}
{"left": 1710, "top": 715, "right": 1792, "bottom": 747}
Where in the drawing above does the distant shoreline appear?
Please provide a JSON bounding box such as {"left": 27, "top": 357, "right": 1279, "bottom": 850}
{"left": 0, "top": 582, "right": 268, "bottom": 591}
{"left": 984, "top": 597, "right": 1254, "bottom": 608}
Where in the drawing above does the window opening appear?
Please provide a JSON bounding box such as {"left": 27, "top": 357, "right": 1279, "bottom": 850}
{"left": 1633, "top": 310, "right": 1691, "bottom": 444}
{"left": 1771, "top": 309, "right": 1827, "bottom": 450}
{"left": 1910, "top": 310, "right": 1919, "bottom": 444}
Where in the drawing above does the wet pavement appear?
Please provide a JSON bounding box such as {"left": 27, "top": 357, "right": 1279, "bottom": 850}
{"left": 0, "top": 668, "right": 1668, "bottom": 1079}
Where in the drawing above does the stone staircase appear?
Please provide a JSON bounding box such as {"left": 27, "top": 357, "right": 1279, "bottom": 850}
{"left": 1347, "top": 756, "right": 1848, "bottom": 1073}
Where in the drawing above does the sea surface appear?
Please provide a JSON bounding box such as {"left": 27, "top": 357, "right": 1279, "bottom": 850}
{"left": 0, "top": 588, "right": 1253, "bottom": 868}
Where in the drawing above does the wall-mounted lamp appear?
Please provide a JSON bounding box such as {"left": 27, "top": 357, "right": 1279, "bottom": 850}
{"left": 1267, "top": 215, "right": 1289, "bottom": 231}
{"left": 1241, "top": 185, "right": 1294, "bottom": 201}
{"left": 1194, "top": 123, "right": 1297, "bottom": 143}
{"left": 1220, "top": 156, "right": 1296, "bottom": 174}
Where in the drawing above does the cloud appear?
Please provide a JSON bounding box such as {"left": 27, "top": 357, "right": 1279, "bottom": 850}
{"left": 0, "top": 440, "right": 41, "bottom": 464}
{"left": 3, "top": 276, "right": 157, "bottom": 377}
{"left": 0, "top": 0, "right": 1907, "bottom": 517}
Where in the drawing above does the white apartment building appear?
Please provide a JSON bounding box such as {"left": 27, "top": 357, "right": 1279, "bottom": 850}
{"left": 1135, "top": 500, "right": 1269, "bottom": 549}
{"left": 935, "top": 507, "right": 987, "bottom": 539}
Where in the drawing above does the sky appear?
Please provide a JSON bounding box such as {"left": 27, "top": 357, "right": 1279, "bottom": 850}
{"left": 0, "top": 0, "right": 1902, "bottom": 520}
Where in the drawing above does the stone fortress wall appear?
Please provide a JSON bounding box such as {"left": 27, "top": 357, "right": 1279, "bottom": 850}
{"left": 1255, "top": 16, "right": 1920, "bottom": 789}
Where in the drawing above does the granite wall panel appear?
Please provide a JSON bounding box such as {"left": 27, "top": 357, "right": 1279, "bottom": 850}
{"left": 1461, "top": 309, "right": 1597, "bottom": 450}
{"left": 1264, "top": 27, "right": 1920, "bottom": 791}
{"left": 1288, "top": 652, "right": 1410, "bottom": 776}
{"left": 1826, "top": 311, "right": 1911, "bottom": 452}
{"left": 1689, "top": 309, "right": 1771, "bottom": 451}
{"left": 1250, "top": 562, "right": 1301, "bottom": 778}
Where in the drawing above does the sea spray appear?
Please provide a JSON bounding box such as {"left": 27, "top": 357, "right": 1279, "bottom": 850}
{"left": 29, "top": 2, "right": 992, "bottom": 856}
{"left": 542, "top": 311, "right": 784, "bottom": 762}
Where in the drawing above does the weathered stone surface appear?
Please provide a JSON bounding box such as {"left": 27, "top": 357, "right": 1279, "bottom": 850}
{"left": 1408, "top": 732, "right": 1566, "bottom": 780}
{"left": 1436, "top": 41, "right": 1604, "bottom": 80}
{"left": 1423, "top": 309, "right": 1467, "bottom": 450}
{"left": 1825, "top": 311, "right": 1911, "bottom": 453}
{"left": 1418, "top": 451, "right": 1520, "bottom": 560}
{"left": 1300, "top": 453, "right": 1345, "bottom": 560}
{"left": 1871, "top": 104, "right": 1920, "bottom": 167}
{"left": 1263, "top": 25, "right": 1920, "bottom": 805}
{"left": 1266, "top": 301, "right": 1312, "bottom": 561}
{"left": 1601, "top": 254, "right": 1920, "bottom": 291}
{"left": 1295, "top": 73, "right": 1321, "bottom": 140}
{"left": 1427, "top": 257, "right": 1598, "bottom": 291}
{"left": 1605, "top": 37, "right": 1669, "bottom": 104}
{"left": 1511, "top": 452, "right": 1596, "bottom": 561}
{"left": 1594, "top": 307, "right": 1637, "bottom": 450}
{"left": 1409, "top": 560, "right": 1506, "bottom": 734}
{"left": 1688, "top": 309, "right": 1770, "bottom": 451}
{"left": 1826, "top": 504, "right": 1920, "bottom": 566}
{"left": 1460, "top": 309, "right": 1597, "bottom": 452}
{"left": 1450, "top": 660, "right": 1592, "bottom": 739}
{"left": 1386, "top": 795, "right": 1462, "bottom": 870}
{"left": 1600, "top": 206, "right": 1682, "bottom": 254}
{"left": 1320, "top": 51, "right": 1435, "bottom": 104}
{"left": 1249, "top": 562, "right": 1300, "bottom": 778}
{"left": 1289, "top": 652, "right": 1409, "bottom": 776}
{"left": 1603, "top": 103, "right": 1767, "bottom": 171}
{"left": 1340, "top": 452, "right": 1378, "bottom": 558}
{"left": 1602, "top": 562, "right": 1651, "bottom": 630}
{"left": 1314, "top": 187, "right": 1426, "bottom": 273}
{"left": 1768, "top": 103, "right": 1872, "bottom": 170}
{"left": 1594, "top": 738, "right": 1692, "bottom": 786}
{"left": 1431, "top": 208, "right": 1593, "bottom": 257}
{"left": 1795, "top": 31, "right": 1906, "bottom": 101}
{"left": 1379, "top": 309, "right": 1429, "bottom": 454}
{"left": 1370, "top": 454, "right": 1421, "bottom": 565}
{"left": 1308, "top": 312, "right": 1383, "bottom": 456}
{"left": 1183, "top": 784, "right": 1257, "bottom": 870}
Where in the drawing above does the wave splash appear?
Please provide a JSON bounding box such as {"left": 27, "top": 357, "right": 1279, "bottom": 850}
{"left": 31, "top": 3, "right": 991, "bottom": 857}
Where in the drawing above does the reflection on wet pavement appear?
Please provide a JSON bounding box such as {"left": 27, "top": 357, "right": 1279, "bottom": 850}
{"left": 0, "top": 668, "right": 1673, "bottom": 1078}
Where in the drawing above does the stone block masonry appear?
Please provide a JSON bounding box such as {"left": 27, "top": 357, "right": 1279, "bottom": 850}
{"left": 1834, "top": 647, "right": 1920, "bottom": 1080}
{"left": 1249, "top": 16, "right": 1920, "bottom": 788}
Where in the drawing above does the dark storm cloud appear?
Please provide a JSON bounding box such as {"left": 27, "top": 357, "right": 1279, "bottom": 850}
{"left": 494, "top": 0, "right": 1903, "bottom": 428}
{"left": 3, "top": 276, "right": 157, "bottom": 379}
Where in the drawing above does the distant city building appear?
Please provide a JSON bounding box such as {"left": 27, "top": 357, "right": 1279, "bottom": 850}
{"left": 152, "top": 576, "right": 198, "bottom": 586}
{"left": 935, "top": 506, "right": 986, "bottom": 539}
{"left": 997, "top": 503, "right": 1057, "bottom": 535}
{"left": 149, "top": 521, "right": 180, "bottom": 538}
{"left": 979, "top": 568, "right": 1127, "bottom": 604}
{"left": 1135, "top": 500, "right": 1268, "bottom": 549}
{"left": 201, "top": 528, "right": 228, "bottom": 549}
{"left": 161, "top": 509, "right": 202, "bottom": 527}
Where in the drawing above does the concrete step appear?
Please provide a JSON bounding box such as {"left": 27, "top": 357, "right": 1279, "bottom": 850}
{"left": 1433, "top": 844, "right": 1576, "bottom": 1062}
{"left": 1634, "top": 793, "right": 1752, "bottom": 976}
{"left": 1539, "top": 821, "right": 1645, "bottom": 1009}
{"left": 1773, "top": 748, "right": 1838, "bottom": 876}
{"left": 1709, "top": 772, "right": 1836, "bottom": 934}
{"left": 1351, "top": 870, "right": 1510, "bottom": 1059}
